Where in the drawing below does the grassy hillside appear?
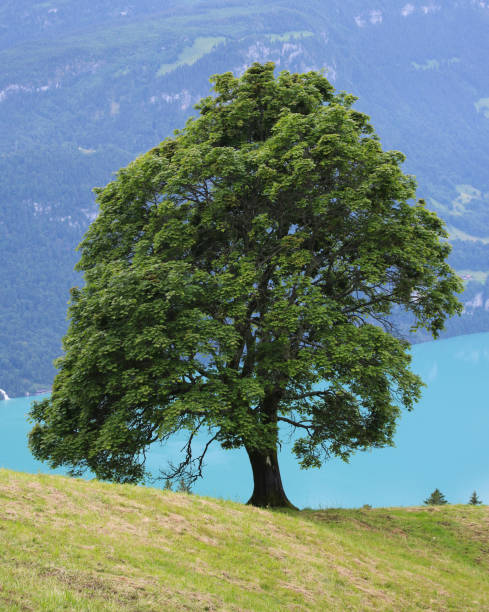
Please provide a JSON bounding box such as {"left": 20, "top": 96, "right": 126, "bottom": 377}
{"left": 0, "top": 470, "right": 488, "bottom": 610}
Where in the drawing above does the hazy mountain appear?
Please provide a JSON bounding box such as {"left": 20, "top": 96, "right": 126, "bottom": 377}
{"left": 1, "top": 0, "right": 489, "bottom": 394}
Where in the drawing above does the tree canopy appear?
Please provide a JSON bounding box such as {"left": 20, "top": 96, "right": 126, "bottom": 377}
{"left": 424, "top": 489, "right": 449, "bottom": 506}
{"left": 29, "top": 63, "right": 462, "bottom": 507}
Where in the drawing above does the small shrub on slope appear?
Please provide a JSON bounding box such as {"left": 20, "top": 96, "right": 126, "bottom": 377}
{"left": 424, "top": 488, "right": 448, "bottom": 505}
{"left": 468, "top": 491, "right": 483, "bottom": 505}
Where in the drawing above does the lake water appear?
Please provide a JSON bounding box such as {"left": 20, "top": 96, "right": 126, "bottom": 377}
{"left": 2, "top": 332, "right": 489, "bottom": 508}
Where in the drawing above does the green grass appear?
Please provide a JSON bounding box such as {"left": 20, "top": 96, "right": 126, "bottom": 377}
{"left": 411, "top": 58, "right": 460, "bottom": 71}
{"left": 157, "top": 37, "right": 226, "bottom": 77}
{"left": 1, "top": 469, "right": 489, "bottom": 610}
{"left": 267, "top": 30, "right": 313, "bottom": 42}
{"left": 411, "top": 59, "right": 440, "bottom": 71}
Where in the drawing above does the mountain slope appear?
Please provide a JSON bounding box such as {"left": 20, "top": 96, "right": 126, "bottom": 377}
{"left": 2, "top": 0, "right": 489, "bottom": 393}
{"left": 1, "top": 469, "right": 489, "bottom": 610}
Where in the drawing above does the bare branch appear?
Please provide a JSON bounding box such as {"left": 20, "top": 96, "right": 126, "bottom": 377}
{"left": 285, "top": 390, "right": 330, "bottom": 401}
{"left": 277, "top": 416, "right": 313, "bottom": 433}
{"left": 158, "top": 426, "right": 220, "bottom": 485}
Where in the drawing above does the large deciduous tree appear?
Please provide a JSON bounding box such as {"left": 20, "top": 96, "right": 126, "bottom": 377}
{"left": 29, "top": 63, "right": 462, "bottom": 508}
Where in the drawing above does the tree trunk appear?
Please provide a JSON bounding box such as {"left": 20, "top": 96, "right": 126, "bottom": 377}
{"left": 245, "top": 447, "right": 298, "bottom": 509}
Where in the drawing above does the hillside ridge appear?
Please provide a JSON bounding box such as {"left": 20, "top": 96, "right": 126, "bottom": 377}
{"left": 0, "top": 469, "right": 488, "bottom": 610}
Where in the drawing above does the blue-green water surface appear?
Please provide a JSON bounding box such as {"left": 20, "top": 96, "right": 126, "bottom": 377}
{"left": 2, "top": 332, "right": 489, "bottom": 508}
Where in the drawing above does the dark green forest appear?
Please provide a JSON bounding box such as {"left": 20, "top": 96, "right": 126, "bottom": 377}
{"left": 1, "top": 0, "right": 489, "bottom": 395}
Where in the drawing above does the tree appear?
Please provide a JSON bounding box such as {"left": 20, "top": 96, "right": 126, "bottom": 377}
{"left": 177, "top": 478, "right": 193, "bottom": 494}
{"left": 424, "top": 489, "right": 448, "bottom": 505}
{"left": 28, "top": 63, "right": 462, "bottom": 508}
{"left": 469, "top": 491, "right": 482, "bottom": 505}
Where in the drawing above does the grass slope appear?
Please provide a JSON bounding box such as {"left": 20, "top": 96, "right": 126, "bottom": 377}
{"left": 1, "top": 470, "right": 488, "bottom": 610}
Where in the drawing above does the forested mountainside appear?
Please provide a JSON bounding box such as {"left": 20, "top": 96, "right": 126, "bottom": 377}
{"left": 1, "top": 0, "right": 489, "bottom": 395}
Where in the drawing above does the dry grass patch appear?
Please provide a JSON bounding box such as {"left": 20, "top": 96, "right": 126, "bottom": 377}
{"left": 1, "top": 470, "right": 489, "bottom": 610}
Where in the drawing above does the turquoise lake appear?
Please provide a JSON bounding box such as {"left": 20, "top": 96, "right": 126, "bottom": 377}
{"left": 2, "top": 332, "right": 489, "bottom": 509}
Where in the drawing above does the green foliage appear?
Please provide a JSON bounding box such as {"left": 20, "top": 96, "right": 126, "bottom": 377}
{"left": 424, "top": 488, "right": 448, "bottom": 505}
{"left": 28, "top": 63, "right": 462, "bottom": 500}
{"left": 469, "top": 491, "right": 482, "bottom": 505}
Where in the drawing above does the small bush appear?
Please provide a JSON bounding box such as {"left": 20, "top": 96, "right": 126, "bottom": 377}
{"left": 424, "top": 488, "right": 448, "bottom": 505}
{"left": 468, "top": 491, "right": 482, "bottom": 505}
{"left": 177, "top": 478, "right": 192, "bottom": 494}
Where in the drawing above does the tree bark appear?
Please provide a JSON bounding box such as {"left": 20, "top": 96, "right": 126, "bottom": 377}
{"left": 245, "top": 446, "right": 298, "bottom": 509}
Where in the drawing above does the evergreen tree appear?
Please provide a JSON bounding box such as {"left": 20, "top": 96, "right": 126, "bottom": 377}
{"left": 424, "top": 489, "right": 448, "bottom": 505}
{"left": 468, "top": 491, "right": 482, "bottom": 505}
